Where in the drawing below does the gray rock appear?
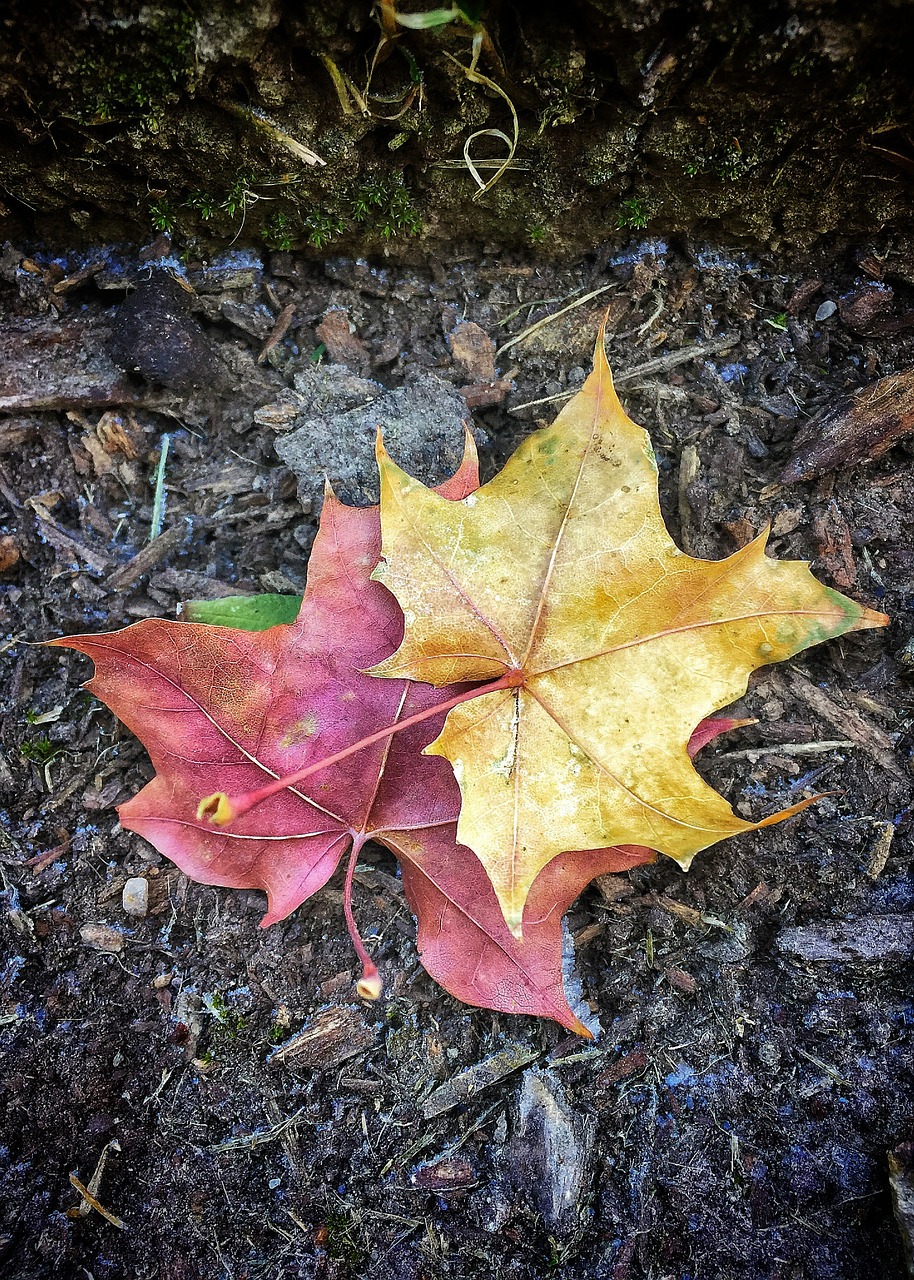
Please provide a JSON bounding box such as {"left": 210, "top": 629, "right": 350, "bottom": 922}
{"left": 274, "top": 368, "right": 470, "bottom": 507}
{"left": 254, "top": 364, "right": 383, "bottom": 434}
{"left": 291, "top": 363, "right": 383, "bottom": 417}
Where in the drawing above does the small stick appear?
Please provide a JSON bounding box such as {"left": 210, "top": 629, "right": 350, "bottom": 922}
{"left": 720, "top": 740, "right": 856, "bottom": 760}
{"left": 223, "top": 101, "right": 326, "bottom": 166}
{"left": 507, "top": 335, "right": 739, "bottom": 412}
{"left": 69, "top": 1139, "right": 125, "bottom": 1228}
{"left": 25, "top": 838, "right": 72, "bottom": 873}
{"left": 496, "top": 284, "right": 616, "bottom": 358}
{"left": 105, "top": 522, "right": 185, "bottom": 592}
{"left": 69, "top": 1175, "right": 126, "bottom": 1229}
{"left": 258, "top": 303, "right": 296, "bottom": 364}
{"left": 614, "top": 334, "right": 739, "bottom": 383}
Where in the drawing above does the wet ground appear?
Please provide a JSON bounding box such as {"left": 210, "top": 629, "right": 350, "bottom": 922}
{"left": 1, "top": 234, "right": 913, "bottom": 1279}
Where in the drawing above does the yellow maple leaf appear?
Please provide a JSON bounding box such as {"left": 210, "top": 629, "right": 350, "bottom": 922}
{"left": 371, "top": 335, "right": 887, "bottom": 934}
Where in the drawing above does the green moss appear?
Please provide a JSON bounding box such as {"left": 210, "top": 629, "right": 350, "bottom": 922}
{"left": 351, "top": 174, "right": 422, "bottom": 238}
{"left": 303, "top": 208, "right": 346, "bottom": 249}
{"left": 221, "top": 171, "right": 256, "bottom": 220}
{"left": 262, "top": 209, "right": 296, "bottom": 251}
{"left": 616, "top": 197, "right": 649, "bottom": 230}
{"left": 20, "top": 736, "right": 63, "bottom": 767}
{"left": 325, "top": 1211, "right": 363, "bottom": 1266}
{"left": 148, "top": 198, "right": 177, "bottom": 234}
{"left": 202, "top": 990, "right": 245, "bottom": 1036}
{"left": 186, "top": 191, "right": 220, "bottom": 221}
{"left": 74, "top": 7, "right": 196, "bottom": 130}
{"left": 717, "top": 141, "right": 750, "bottom": 183}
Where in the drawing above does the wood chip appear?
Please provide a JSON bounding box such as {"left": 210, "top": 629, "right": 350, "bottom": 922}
{"left": 677, "top": 443, "right": 702, "bottom": 556}
{"left": 811, "top": 499, "right": 857, "bottom": 589}
{"left": 0, "top": 535, "right": 20, "bottom": 572}
{"left": 411, "top": 1156, "right": 478, "bottom": 1191}
{"left": 866, "top": 821, "right": 895, "bottom": 880}
{"left": 736, "top": 881, "right": 778, "bottom": 912}
{"left": 449, "top": 320, "right": 497, "bottom": 384}
{"left": 80, "top": 923, "right": 126, "bottom": 952}
{"left": 888, "top": 1142, "right": 914, "bottom": 1273}
{"left": 665, "top": 966, "right": 697, "bottom": 994}
{"left": 780, "top": 369, "right": 914, "bottom": 484}
{"left": 104, "top": 523, "right": 187, "bottom": 592}
{"left": 269, "top": 1005, "right": 378, "bottom": 1070}
{"left": 614, "top": 335, "right": 738, "bottom": 385}
{"left": 786, "top": 278, "right": 823, "bottom": 315}
{"left": 594, "top": 873, "right": 630, "bottom": 903}
{"left": 315, "top": 308, "right": 370, "bottom": 372}
{"left": 52, "top": 261, "right": 105, "bottom": 295}
{"left": 594, "top": 1048, "right": 648, "bottom": 1088}
{"left": 459, "top": 379, "right": 512, "bottom": 409}
{"left": 785, "top": 670, "right": 904, "bottom": 779}
{"left": 95, "top": 410, "right": 141, "bottom": 459}
{"left": 655, "top": 895, "right": 703, "bottom": 927}
{"left": 422, "top": 1043, "right": 539, "bottom": 1118}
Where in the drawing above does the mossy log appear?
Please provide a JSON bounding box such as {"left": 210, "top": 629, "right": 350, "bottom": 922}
{"left": 0, "top": 0, "right": 911, "bottom": 252}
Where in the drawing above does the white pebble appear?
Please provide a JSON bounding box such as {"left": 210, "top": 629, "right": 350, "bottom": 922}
{"left": 815, "top": 300, "right": 837, "bottom": 321}
{"left": 122, "top": 877, "right": 149, "bottom": 918}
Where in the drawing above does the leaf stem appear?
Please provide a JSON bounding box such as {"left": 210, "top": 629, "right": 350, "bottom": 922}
{"left": 197, "top": 668, "right": 524, "bottom": 827}
{"left": 343, "top": 834, "right": 382, "bottom": 1000}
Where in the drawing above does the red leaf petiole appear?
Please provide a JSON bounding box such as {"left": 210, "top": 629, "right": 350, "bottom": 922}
{"left": 196, "top": 668, "right": 523, "bottom": 828}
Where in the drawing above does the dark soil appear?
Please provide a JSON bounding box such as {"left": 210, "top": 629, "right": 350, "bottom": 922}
{"left": 1, "top": 232, "right": 914, "bottom": 1279}
{"left": 1, "top": 1, "right": 913, "bottom": 253}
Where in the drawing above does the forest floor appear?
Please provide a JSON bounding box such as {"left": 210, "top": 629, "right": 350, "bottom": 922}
{"left": 1, "top": 232, "right": 913, "bottom": 1280}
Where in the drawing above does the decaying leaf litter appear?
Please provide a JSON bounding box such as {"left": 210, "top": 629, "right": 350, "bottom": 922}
{"left": 2, "top": 237, "right": 914, "bottom": 1278}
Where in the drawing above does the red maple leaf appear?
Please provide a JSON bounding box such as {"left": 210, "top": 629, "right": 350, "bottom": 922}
{"left": 50, "top": 449, "right": 479, "bottom": 996}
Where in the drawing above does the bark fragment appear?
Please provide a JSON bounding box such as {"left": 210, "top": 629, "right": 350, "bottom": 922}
{"left": 781, "top": 371, "right": 914, "bottom": 484}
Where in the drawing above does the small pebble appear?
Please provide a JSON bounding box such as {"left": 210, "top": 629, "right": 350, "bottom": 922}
{"left": 80, "top": 922, "right": 125, "bottom": 952}
{"left": 122, "top": 877, "right": 149, "bottom": 918}
{"left": 815, "top": 300, "right": 837, "bottom": 321}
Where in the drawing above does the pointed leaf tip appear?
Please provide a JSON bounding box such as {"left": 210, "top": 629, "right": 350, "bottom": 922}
{"left": 594, "top": 311, "right": 611, "bottom": 372}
